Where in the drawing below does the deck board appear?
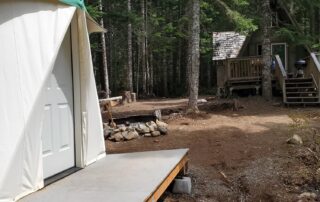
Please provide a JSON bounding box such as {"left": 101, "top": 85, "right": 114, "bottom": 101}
{"left": 20, "top": 149, "right": 189, "bottom": 202}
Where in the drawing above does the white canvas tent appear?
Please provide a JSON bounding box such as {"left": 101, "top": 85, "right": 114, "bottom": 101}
{"left": 0, "top": 1, "right": 106, "bottom": 201}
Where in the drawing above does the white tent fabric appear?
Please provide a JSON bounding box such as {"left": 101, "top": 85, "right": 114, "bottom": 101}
{"left": 0, "top": 1, "right": 106, "bottom": 201}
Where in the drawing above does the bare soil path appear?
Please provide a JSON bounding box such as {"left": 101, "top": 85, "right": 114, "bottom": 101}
{"left": 106, "top": 97, "right": 320, "bottom": 202}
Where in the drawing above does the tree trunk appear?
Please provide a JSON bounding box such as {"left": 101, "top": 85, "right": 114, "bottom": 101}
{"left": 98, "top": 0, "right": 110, "bottom": 98}
{"left": 146, "top": 0, "right": 150, "bottom": 95}
{"left": 175, "top": 0, "right": 182, "bottom": 95}
{"left": 163, "top": 55, "right": 168, "bottom": 97}
{"left": 261, "top": 0, "right": 272, "bottom": 100}
{"left": 187, "top": 0, "right": 200, "bottom": 112}
{"left": 318, "top": 9, "right": 320, "bottom": 45}
{"left": 168, "top": 51, "right": 174, "bottom": 95}
{"left": 127, "top": 0, "right": 133, "bottom": 92}
{"left": 176, "top": 41, "right": 182, "bottom": 89}
{"left": 136, "top": 42, "right": 141, "bottom": 97}
{"left": 140, "top": 0, "right": 147, "bottom": 95}
{"left": 149, "top": 52, "right": 154, "bottom": 95}
{"left": 207, "top": 60, "right": 211, "bottom": 89}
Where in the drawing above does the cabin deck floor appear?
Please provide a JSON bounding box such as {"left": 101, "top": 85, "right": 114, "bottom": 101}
{"left": 20, "top": 149, "right": 189, "bottom": 202}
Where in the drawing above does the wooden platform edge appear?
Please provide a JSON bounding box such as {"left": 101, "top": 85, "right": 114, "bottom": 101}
{"left": 145, "top": 152, "right": 189, "bottom": 202}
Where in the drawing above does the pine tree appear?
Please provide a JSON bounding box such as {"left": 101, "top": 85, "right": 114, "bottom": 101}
{"left": 261, "top": 0, "right": 272, "bottom": 100}
{"left": 187, "top": 0, "right": 200, "bottom": 112}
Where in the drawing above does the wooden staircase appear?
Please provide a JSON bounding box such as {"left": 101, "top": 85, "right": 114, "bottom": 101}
{"left": 284, "top": 77, "right": 319, "bottom": 104}
{"left": 274, "top": 53, "right": 320, "bottom": 105}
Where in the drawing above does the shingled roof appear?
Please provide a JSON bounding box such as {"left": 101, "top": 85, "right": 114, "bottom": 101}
{"left": 212, "top": 32, "right": 247, "bottom": 61}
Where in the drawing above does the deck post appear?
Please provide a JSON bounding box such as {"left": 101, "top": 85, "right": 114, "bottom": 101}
{"left": 227, "top": 59, "right": 231, "bottom": 80}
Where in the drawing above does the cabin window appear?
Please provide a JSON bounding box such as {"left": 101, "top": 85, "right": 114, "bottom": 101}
{"left": 257, "top": 45, "right": 262, "bottom": 56}
{"left": 271, "top": 12, "right": 279, "bottom": 27}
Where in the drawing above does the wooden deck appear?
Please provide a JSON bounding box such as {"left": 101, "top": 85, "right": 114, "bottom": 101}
{"left": 216, "top": 56, "right": 263, "bottom": 96}
{"left": 216, "top": 53, "right": 320, "bottom": 105}
{"left": 20, "top": 149, "right": 189, "bottom": 202}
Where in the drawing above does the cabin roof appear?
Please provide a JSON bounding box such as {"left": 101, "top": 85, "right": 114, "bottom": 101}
{"left": 212, "top": 31, "right": 247, "bottom": 61}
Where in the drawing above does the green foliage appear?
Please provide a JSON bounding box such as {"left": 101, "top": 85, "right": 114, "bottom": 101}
{"left": 226, "top": 10, "right": 258, "bottom": 34}
{"left": 86, "top": 4, "right": 104, "bottom": 20}
{"left": 87, "top": 0, "right": 320, "bottom": 97}
{"left": 281, "top": 0, "right": 320, "bottom": 51}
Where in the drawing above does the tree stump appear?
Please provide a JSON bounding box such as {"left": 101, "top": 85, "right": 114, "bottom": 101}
{"left": 131, "top": 92, "right": 137, "bottom": 102}
{"left": 121, "top": 91, "right": 132, "bottom": 104}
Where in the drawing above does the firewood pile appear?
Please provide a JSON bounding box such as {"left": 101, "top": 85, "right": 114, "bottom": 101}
{"left": 104, "top": 119, "right": 168, "bottom": 142}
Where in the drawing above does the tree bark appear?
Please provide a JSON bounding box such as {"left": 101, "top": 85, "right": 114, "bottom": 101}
{"left": 149, "top": 52, "right": 154, "bottom": 95}
{"left": 163, "top": 55, "right": 168, "bottom": 97}
{"left": 146, "top": 1, "right": 150, "bottom": 95}
{"left": 168, "top": 51, "right": 174, "bottom": 95}
{"left": 99, "top": 0, "right": 110, "bottom": 98}
{"left": 127, "top": 0, "right": 133, "bottom": 92}
{"left": 261, "top": 0, "right": 272, "bottom": 100}
{"left": 140, "top": 0, "right": 147, "bottom": 95}
{"left": 187, "top": 0, "right": 200, "bottom": 112}
{"left": 207, "top": 60, "right": 211, "bottom": 89}
{"left": 136, "top": 42, "right": 141, "bottom": 97}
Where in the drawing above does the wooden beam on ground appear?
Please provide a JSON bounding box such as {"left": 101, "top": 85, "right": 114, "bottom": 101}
{"left": 100, "top": 96, "right": 123, "bottom": 102}
{"left": 145, "top": 154, "right": 189, "bottom": 202}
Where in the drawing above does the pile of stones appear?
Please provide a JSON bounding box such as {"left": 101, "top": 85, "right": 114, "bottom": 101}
{"left": 104, "top": 120, "right": 168, "bottom": 142}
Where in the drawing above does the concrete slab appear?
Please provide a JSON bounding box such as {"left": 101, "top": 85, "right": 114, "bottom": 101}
{"left": 20, "top": 149, "right": 189, "bottom": 202}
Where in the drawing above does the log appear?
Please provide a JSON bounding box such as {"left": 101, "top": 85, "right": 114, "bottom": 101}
{"left": 100, "top": 96, "right": 123, "bottom": 102}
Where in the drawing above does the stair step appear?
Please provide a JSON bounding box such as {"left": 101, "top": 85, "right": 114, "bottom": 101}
{"left": 286, "top": 78, "right": 312, "bottom": 81}
{"left": 287, "top": 97, "right": 319, "bottom": 99}
{"left": 286, "top": 87, "right": 316, "bottom": 89}
{"left": 286, "top": 82, "right": 313, "bottom": 85}
{"left": 285, "top": 102, "right": 320, "bottom": 104}
{"left": 286, "top": 91, "right": 318, "bottom": 94}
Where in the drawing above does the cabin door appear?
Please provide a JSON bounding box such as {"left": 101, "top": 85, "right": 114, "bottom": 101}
{"left": 42, "top": 28, "right": 75, "bottom": 179}
{"left": 272, "top": 43, "right": 287, "bottom": 69}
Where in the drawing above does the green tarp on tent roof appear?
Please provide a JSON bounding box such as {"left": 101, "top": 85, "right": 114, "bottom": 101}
{"left": 59, "top": 0, "right": 86, "bottom": 10}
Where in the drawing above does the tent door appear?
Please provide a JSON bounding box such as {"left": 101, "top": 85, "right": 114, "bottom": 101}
{"left": 42, "top": 28, "right": 75, "bottom": 179}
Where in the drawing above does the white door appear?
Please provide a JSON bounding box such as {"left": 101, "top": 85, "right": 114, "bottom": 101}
{"left": 42, "top": 29, "right": 75, "bottom": 179}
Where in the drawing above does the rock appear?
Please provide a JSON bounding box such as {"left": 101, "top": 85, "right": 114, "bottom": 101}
{"left": 158, "top": 126, "right": 168, "bottom": 135}
{"left": 287, "top": 134, "right": 303, "bottom": 145}
{"left": 151, "top": 131, "right": 161, "bottom": 137}
{"left": 197, "top": 99, "right": 207, "bottom": 104}
{"left": 123, "top": 130, "right": 139, "bottom": 141}
{"left": 154, "top": 109, "right": 162, "bottom": 120}
{"left": 112, "top": 132, "right": 124, "bottom": 142}
{"left": 118, "top": 125, "right": 127, "bottom": 132}
{"left": 103, "top": 128, "right": 113, "bottom": 139}
{"left": 315, "top": 168, "right": 320, "bottom": 183}
{"left": 172, "top": 177, "right": 192, "bottom": 194}
{"left": 130, "top": 122, "right": 139, "bottom": 130}
{"left": 156, "top": 120, "right": 168, "bottom": 128}
{"left": 136, "top": 123, "right": 150, "bottom": 134}
{"left": 144, "top": 133, "right": 152, "bottom": 137}
{"left": 146, "top": 121, "right": 158, "bottom": 132}
{"left": 298, "top": 192, "right": 317, "bottom": 199}
{"left": 103, "top": 123, "right": 109, "bottom": 129}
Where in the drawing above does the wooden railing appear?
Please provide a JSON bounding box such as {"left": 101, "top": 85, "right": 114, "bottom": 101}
{"left": 305, "top": 53, "right": 320, "bottom": 101}
{"left": 274, "top": 55, "right": 287, "bottom": 102}
{"left": 216, "top": 56, "right": 263, "bottom": 90}
{"left": 227, "top": 56, "right": 263, "bottom": 80}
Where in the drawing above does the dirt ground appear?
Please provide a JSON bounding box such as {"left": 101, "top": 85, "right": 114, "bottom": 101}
{"left": 106, "top": 97, "right": 320, "bottom": 202}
